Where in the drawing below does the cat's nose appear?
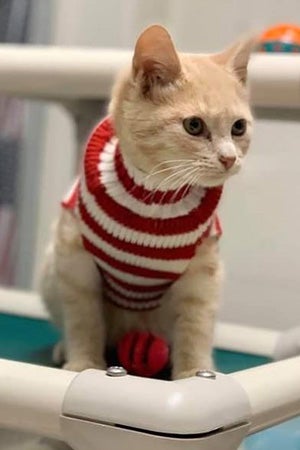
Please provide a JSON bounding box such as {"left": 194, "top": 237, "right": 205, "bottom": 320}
{"left": 218, "top": 154, "right": 236, "bottom": 170}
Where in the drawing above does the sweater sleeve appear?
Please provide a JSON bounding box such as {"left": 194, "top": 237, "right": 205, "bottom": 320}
{"left": 208, "top": 214, "right": 222, "bottom": 238}
{"left": 61, "top": 178, "right": 79, "bottom": 211}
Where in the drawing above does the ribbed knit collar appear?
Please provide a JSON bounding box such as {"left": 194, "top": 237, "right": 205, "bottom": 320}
{"left": 114, "top": 144, "right": 192, "bottom": 205}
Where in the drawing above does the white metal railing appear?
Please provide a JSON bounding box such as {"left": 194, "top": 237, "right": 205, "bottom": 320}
{"left": 0, "top": 357, "right": 299, "bottom": 441}
{"left": 0, "top": 45, "right": 298, "bottom": 108}
{"left": 232, "top": 357, "right": 300, "bottom": 433}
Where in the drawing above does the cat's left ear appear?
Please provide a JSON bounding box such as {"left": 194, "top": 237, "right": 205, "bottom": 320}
{"left": 212, "top": 36, "right": 256, "bottom": 85}
{"left": 132, "top": 25, "right": 181, "bottom": 94}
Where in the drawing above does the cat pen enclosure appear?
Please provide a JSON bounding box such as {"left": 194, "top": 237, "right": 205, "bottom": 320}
{"left": 0, "top": 48, "right": 299, "bottom": 450}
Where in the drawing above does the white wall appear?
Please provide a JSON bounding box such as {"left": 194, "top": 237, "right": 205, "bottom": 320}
{"left": 220, "top": 118, "right": 300, "bottom": 330}
{"left": 169, "top": 0, "right": 300, "bottom": 51}
{"left": 164, "top": 0, "right": 300, "bottom": 330}
{"left": 50, "top": 0, "right": 171, "bottom": 48}
{"left": 30, "top": 0, "right": 300, "bottom": 329}
{"left": 15, "top": 0, "right": 53, "bottom": 288}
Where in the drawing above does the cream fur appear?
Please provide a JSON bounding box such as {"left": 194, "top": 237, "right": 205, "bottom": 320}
{"left": 40, "top": 25, "right": 253, "bottom": 379}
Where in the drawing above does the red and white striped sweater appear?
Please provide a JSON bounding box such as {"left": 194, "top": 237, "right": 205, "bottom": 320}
{"left": 63, "top": 118, "right": 223, "bottom": 311}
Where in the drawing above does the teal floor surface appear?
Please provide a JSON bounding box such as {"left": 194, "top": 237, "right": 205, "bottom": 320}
{"left": 0, "top": 313, "right": 269, "bottom": 370}
{"left": 0, "top": 312, "right": 299, "bottom": 449}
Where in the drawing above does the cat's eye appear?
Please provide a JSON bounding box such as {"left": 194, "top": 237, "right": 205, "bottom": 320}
{"left": 231, "top": 119, "right": 247, "bottom": 137}
{"left": 183, "top": 116, "right": 205, "bottom": 136}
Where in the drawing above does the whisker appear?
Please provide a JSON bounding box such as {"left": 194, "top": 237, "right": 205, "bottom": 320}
{"left": 156, "top": 165, "right": 193, "bottom": 191}
{"left": 166, "top": 167, "right": 197, "bottom": 204}
{"left": 169, "top": 166, "right": 200, "bottom": 201}
{"left": 106, "top": 161, "right": 193, "bottom": 200}
{"left": 187, "top": 169, "right": 200, "bottom": 189}
{"left": 181, "top": 168, "right": 199, "bottom": 195}
{"left": 146, "top": 162, "right": 193, "bottom": 181}
{"left": 156, "top": 166, "right": 195, "bottom": 205}
{"left": 170, "top": 170, "right": 198, "bottom": 204}
{"left": 152, "top": 168, "right": 198, "bottom": 211}
{"left": 143, "top": 165, "right": 193, "bottom": 203}
{"left": 147, "top": 159, "right": 197, "bottom": 176}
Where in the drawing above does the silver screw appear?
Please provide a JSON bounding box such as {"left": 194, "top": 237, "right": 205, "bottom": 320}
{"left": 195, "top": 369, "right": 216, "bottom": 379}
{"left": 106, "top": 366, "right": 127, "bottom": 377}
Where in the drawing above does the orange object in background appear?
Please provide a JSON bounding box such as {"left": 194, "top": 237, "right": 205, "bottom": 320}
{"left": 258, "top": 24, "right": 300, "bottom": 52}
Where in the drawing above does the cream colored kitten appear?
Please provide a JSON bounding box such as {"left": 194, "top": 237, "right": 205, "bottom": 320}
{"left": 40, "top": 25, "right": 254, "bottom": 379}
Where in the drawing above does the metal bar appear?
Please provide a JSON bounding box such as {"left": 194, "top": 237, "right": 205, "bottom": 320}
{"left": 254, "top": 107, "right": 300, "bottom": 122}
{"left": 0, "top": 45, "right": 131, "bottom": 100}
{"left": 0, "top": 287, "right": 48, "bottom": 318}
{"left": 249, "top": 53, "right": 300, "bottom": 109}
{"left": 232, "top": 356, "right": 300, "bottom": 434}
{"left": 0, "top": 359, "right": 76, "bottom": 438}
{"left": 214, "top": 322, "right": 280, "bottom": 357}
{"left": 0, "top": 357, "right": 300, "bottom": 440}
{"left": 0, "top": 46, "right": 298, "bottom": 109}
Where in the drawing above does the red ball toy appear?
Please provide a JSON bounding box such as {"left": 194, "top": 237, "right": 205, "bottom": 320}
{"left": 117, "top": 331, "right": 169, "bottom": 377}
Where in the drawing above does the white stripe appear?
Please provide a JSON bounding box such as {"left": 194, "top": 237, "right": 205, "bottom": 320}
{"left": 96, "top": 257, "right": 172, "bottom": 286}
{"left": 98, "top": 140, "right": 205, "bottom": 219}
{"left": 79, "top": 218, "right": 190, "bottom": 274}
{"left": 122, "top": 152, "right": 157, "bottom": 190}
{"left": 106, "top": 289, "right": 161, "bottom": 310}
{"left": 80, "top": 176, "right": 213, "bottom": 248}
{"left": 104, "top": 275, "right": 167, "bottom": 299}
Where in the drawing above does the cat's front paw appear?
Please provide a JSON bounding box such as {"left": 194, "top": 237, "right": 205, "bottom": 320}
{"left": 63, "top": 359, "right": 106, "bottom": 372}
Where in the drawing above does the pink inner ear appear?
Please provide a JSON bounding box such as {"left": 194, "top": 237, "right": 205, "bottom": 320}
{"left": 133, "top": 25, "right": 181, "bottom": 86}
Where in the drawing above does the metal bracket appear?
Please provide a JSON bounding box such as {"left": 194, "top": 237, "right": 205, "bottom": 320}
{"left": 61, "top": 368, "right": 251, "bottom": 450}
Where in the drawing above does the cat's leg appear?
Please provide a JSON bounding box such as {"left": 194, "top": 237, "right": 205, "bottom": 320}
{"left": 170, "top": 237, "right": 223, "bottom": 380}
{"left": 61, "top": 273, "right": 106, "bottom": 371}
{"left": 40, "top": 210, "right": 106, "bottom": 372}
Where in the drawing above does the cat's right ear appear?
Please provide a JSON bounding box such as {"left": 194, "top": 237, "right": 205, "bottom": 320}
{"left": 132, "top": 25, "right": 181, "bottom": 95}
{"left": 212, "top": 36, "right": 256, "bottom": 85}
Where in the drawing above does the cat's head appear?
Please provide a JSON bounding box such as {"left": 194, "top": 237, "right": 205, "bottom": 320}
{"left": 110, "top": 25, "right": 254, "bottom": 189}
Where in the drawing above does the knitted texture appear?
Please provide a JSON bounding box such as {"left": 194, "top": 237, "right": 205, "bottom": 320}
{"left": 62, "top": 117, "right": 223, "bottom": 311}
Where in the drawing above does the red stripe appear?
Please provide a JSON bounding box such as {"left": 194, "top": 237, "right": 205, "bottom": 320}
{"left": 104, "top": 280, "right": 163, "bottom": 303}
{"left": 78, "top": 198, "right": 197, "bottom": 260}
{"left": 83, "top": 117, "right": 223, "bottom": 235}
{"left": 83, "top": 237, "right": 178, "bottom": 280}
{"left": 103, "top": 272, "right": 171, "bottom": 293}
{"left": 195, "top": 223, "right": 211, "bottom": 244}
{"left": 114, "top": 147, "right": 190, "bottom": 204}
{"left": 84, "top": 176, "right": 222, "bottom": 235}
{"left": 104, "top": 294, "right": 160, "bottom": 311}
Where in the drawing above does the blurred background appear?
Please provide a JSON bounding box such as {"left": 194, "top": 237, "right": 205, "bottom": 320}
{"left": 0, "top": 0, "right": 300, "bottom": 331}
{"left": 0, "top": 3, "right": 300, "bottom": 449}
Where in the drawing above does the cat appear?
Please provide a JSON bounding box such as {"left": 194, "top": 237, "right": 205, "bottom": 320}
{"left": 40, "top": 25, "right": 254, "bottom": 379}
